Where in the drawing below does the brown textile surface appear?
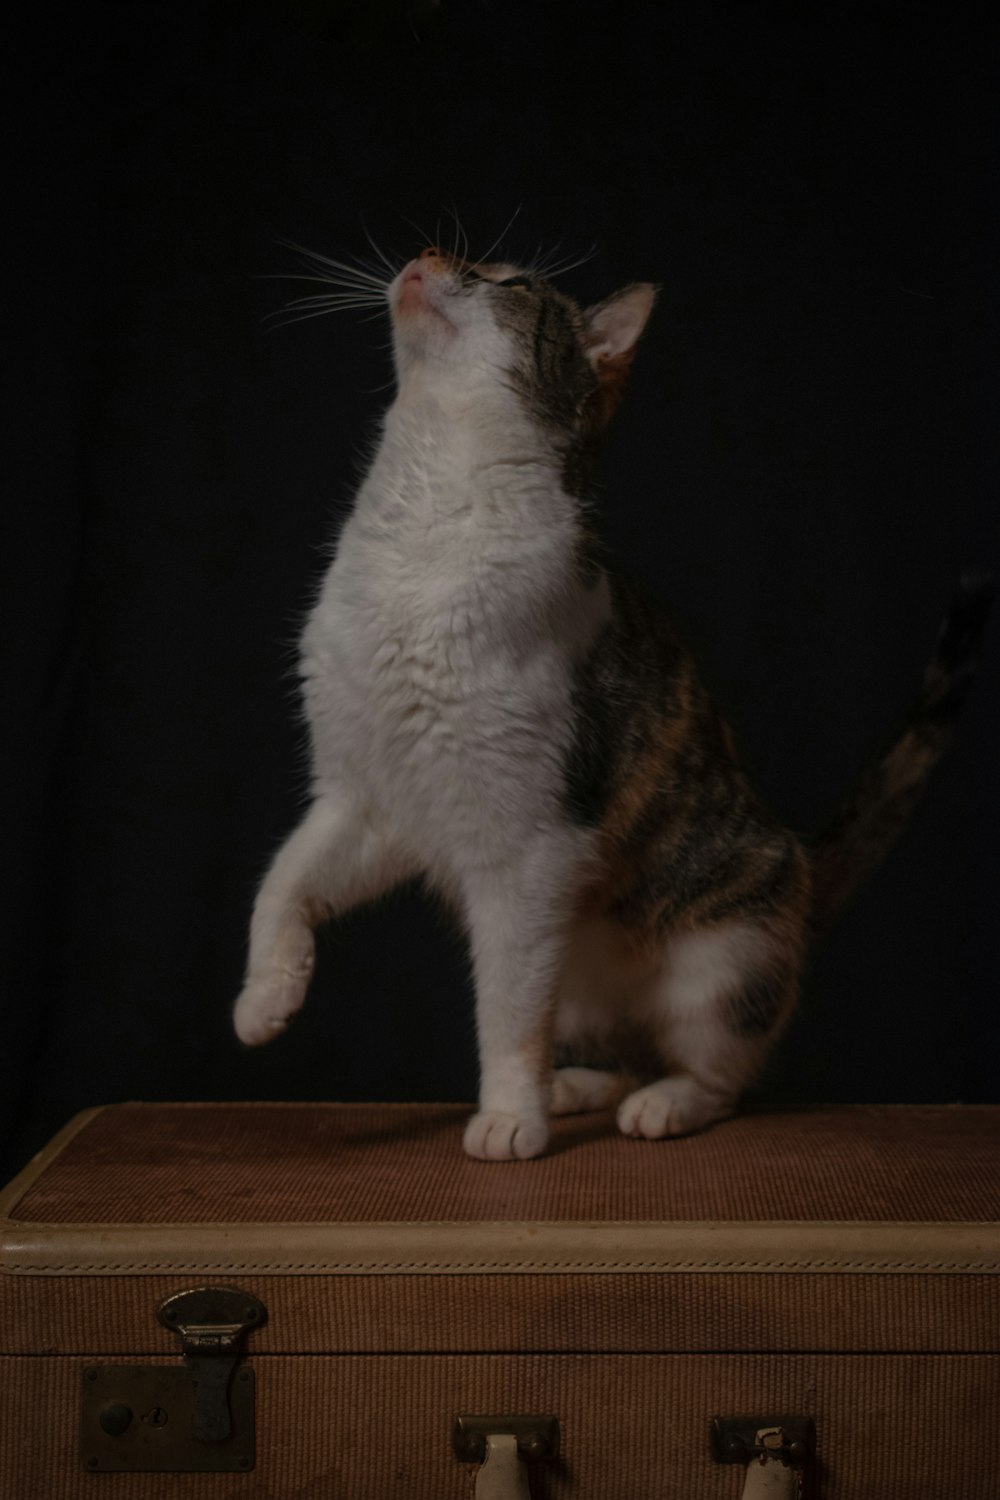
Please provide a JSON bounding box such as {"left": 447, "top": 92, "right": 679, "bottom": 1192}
{"left": 9, "top": 1102, "right": 1000, "bottom": 1226}
{"left": 4, "top": 1353, "right": 997, "bottom": 1498}
{"left": 2, "top": 1269, "right": 996, "bottom": 1357}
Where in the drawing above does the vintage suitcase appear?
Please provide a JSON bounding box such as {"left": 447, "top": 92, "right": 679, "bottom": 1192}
{"left": 1, "top": 1100, "right": 998, "bottom": 1498}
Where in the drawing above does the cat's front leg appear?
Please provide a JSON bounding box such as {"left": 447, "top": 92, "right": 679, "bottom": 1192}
{"left": 461, "top": 833, "right": 585, "bottom": 1161}
{"left": 234, "top": 791, "right": 415, "bottom": 1046}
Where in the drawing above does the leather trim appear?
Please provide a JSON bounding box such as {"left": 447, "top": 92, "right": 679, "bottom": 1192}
{"left": 2, "top": 1217, "right": 998, "bottom": 1276}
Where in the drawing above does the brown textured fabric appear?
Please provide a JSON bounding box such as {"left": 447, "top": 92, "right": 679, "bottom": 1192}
{"left": 2, "top": 1269, "right": 997, "bottom": 1357}
{"left": 3, "top": 1353, "right": 997, "bottom": 1498}
{"left": 3, "top": 1105, "right": 998, "bottom": 1494}
{"left": 10, "top": 1102, "right": 1000, "bottom": 1225}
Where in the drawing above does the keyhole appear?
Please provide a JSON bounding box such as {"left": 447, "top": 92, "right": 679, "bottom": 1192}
{"left": 143, "top": 1406, "right": 168, "bottom": 1427}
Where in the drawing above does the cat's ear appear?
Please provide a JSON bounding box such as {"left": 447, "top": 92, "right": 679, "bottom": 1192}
{"left": 581, "top": 283, "right": 658, "bottom": 432}
{"left": 582, "top": 283, "right": 658, "bottom": 367}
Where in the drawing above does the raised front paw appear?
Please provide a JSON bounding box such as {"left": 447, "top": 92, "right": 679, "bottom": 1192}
{"left": 462, "top": 1110, "right": 550, "bottom": 1162}
{"left": 232, "top": 967, "right": 311, "bottom": 1047}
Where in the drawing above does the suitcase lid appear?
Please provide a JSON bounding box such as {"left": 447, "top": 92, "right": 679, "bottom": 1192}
{"left": 3, "top": 1102, "right": 998, "bottom": 1358}
{"left": 2, "top": 1100, "right": 998, "bottom": 1277}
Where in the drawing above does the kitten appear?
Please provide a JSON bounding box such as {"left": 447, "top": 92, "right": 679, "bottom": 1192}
{"left": 234, "top": 241, "right": 991, "bottom": 1160}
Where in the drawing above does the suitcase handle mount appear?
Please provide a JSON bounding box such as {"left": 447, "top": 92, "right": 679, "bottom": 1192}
{"left": 454, "top": 1415, "right": 560, "bottom": 1498}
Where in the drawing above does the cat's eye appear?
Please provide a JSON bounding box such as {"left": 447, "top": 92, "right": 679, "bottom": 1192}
{"left": 497, "top": 276, "right": 532, "bottom": 291}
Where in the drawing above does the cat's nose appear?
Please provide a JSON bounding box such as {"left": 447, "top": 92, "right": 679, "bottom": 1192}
{"left": 418, "top": 246, "right": 466, "bottom": 274}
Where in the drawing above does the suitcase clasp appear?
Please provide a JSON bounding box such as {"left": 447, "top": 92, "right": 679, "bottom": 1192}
{"left": 157, "top": 1286, "right": 267, "bottom": 1443}
{"left": 79, "top": 1285, "right": 266, "bottom": 1472}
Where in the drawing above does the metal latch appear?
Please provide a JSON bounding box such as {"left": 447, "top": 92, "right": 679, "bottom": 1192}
{"left": 80, "top": 1286, "right": 266, "bottom": 1472}
{"left": 454, "top": 1416, "right": 560, "bottom": 1499}
{"left": 711, "top": 1416, "right": 815, "bottom": 1498}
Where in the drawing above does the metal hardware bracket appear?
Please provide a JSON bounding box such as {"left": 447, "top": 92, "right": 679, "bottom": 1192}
{"left": 711, "top": 1414, "right": 815, "bottom": 1467}
{"left": 454, "top": 1414, "right": 561, "bottom": 1466}
{"left": 79, "top": 1286, "right": 266, "bottom": 1473}
{"left": 711, "top": 1416, "right": 815, "bottom": 1500}
{"left": 454, "top": 1416, "right": 560, "bottom": 1498}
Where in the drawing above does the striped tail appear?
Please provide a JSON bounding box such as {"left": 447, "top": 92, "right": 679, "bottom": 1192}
{"left": 809, "top": 572, "right": 993, "bottom": 933}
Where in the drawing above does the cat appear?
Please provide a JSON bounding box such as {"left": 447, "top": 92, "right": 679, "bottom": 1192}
{"left": 234, "top": 239, "right": 991, "bottom": 1160}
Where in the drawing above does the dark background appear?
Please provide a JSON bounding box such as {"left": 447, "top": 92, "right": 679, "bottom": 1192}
{"left": 5, "top": 1, "right": 996, "bottom": 1184}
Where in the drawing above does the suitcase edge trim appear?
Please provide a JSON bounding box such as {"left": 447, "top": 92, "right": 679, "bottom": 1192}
{"left": 3, "top": 1218, "right": 999, "bottom": 1276}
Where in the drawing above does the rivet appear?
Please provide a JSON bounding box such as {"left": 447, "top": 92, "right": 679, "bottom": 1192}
{"left": 99, "top": 1402, "right": 134, "bottom": 1437}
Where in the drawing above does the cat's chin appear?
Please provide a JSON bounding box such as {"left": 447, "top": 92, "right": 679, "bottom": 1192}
{"left": 393, "top": 276, "right": 456, "bottom": 331}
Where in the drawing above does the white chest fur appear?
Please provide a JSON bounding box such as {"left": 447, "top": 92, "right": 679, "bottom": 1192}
{"left": 298, "top": 400, "right": 608, "bottom": 871}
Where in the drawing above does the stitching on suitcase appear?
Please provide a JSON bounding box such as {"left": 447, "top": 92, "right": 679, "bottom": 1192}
{"left": 8, "top": 1258, "right": 999, "bottom": 1272}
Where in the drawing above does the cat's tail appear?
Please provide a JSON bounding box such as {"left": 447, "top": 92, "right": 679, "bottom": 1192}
{"left": 807, "top": 572, "right": 993, "bottom": 934}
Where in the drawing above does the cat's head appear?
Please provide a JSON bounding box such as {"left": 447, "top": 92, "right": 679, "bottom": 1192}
{"left": 388, "top": 246, "right": 657, "bottom": 451}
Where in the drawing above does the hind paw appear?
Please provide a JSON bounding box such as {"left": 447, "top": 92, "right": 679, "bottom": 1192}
{"left": 551, "top": 1067, "right": 624, "bottom": 1115}
{"left": 617, "top": 1078, "right": 732, "bottom": 1140}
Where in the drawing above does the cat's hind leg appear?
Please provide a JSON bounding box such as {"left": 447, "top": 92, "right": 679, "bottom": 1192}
{"left": 617, "top": 921, "right": 798, "bottom": 1140}
{"left": 550, "top": 916, "right": 651, "bottom": 1116}
{"left": 551, "top": 1067, "right": 632, "bottom": 1115}
{"left": 233, "top": 792, "right": 415, "bottom": 1046}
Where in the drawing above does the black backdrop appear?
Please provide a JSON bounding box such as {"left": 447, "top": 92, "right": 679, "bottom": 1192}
{"left": 5, "top": 1, "right": 996, "bottom": 1183}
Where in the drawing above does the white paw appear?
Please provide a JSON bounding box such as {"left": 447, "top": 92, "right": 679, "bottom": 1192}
{"left": 617, "top": 1078, "right": 731, "bottom": 1140}
{"left": 233, "top": 968, "right": 311, "bottom": 1047}
{"left": 463, "top": 1110, "right": 550, "bottom": 1161}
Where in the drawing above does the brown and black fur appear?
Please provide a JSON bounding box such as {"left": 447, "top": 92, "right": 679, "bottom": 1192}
{"left": 478, "top": 254, "right": 992, "bottom": 1095}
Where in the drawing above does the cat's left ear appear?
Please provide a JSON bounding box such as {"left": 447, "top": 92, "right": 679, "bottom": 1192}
{"left": 582, "top": 283, "right": 658, "bottom": 368}
{"left": 581, "top": 283, "right": 658, "bottom": 430}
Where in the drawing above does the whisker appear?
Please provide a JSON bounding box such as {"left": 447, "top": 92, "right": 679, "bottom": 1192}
{"left": 258, "top": 273, "right": 387, "bottom": 294}
{"left": 475, "top": 205, "right": 523, "bottom": 267}
{"left": 359, "top": 217, "right": 400, "bottom": 277}
{"left": 445, "top": 200, "right": 469, "bottom": 264}
{"left": 404, "top": 214, "right": 436, "bottom": 251}
{"left": 275, "top": 238, "right": 390, "bottom": 288}
{"left": 531, "top": 239, "right": 568, "bottom": 278}
{"left": 264, "top": 304, "right": 388, "bottom": 331}
{"left": 272, "top": 286, "right": 385, "bottom": 301}
{"left": 524, "top": 238, "right": 549, "bottom": 277}
{"left": 276, "top": 290, "right": 385, "bottom": 306}
{"left": 263, "top": 298, "right": 385, "bottom": 321}
{"left": 537, "top": 243, "right": 599, "bottom": 280}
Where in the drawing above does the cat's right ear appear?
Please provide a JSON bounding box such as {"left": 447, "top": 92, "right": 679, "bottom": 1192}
{"left": 581, "top": 283, "right": 658, "bottom": 431}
